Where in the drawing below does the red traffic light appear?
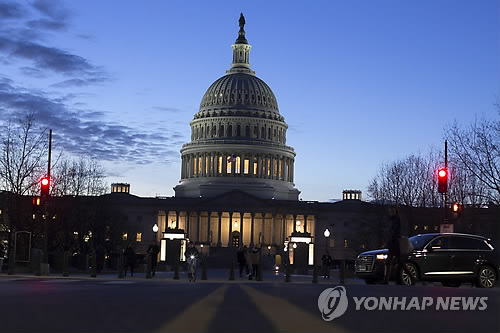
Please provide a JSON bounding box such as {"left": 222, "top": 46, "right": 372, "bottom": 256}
{"left": 40, "top": 176, "right": 50, "bottom": 198}
{"left": 437, "top": 168, "right": 448, "bottom": 193}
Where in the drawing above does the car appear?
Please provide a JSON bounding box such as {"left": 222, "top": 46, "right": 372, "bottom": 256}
{"left": 355, "top": 233, "right": 499, "bottom": 288}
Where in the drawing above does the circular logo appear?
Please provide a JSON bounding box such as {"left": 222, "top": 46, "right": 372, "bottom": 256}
{"left": 318, "top": 286, "right": 348, "bottom": 321}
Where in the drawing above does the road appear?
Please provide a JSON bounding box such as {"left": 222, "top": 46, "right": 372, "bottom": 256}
{"left": 0, "top": 272, "right": 498, "bottom": 333}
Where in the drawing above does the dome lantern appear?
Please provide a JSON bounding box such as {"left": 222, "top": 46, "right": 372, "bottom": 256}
{"left": 227, "top": 13, "right": 255, "bottom": 76}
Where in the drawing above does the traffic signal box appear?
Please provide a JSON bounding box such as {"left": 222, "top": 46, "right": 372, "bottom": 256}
{"left": 438, "top": 168, "right": 448, "bottom": 193}
{"left": 40, "top": 177, "right": 50, "bottom": 199}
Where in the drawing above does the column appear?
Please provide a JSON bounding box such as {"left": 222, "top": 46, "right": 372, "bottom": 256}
{"left": 256, "top": 155, "right": 261, "bottom": 178}
{"left": 201, "top": 152, "right": 206, "bottom": 177}
{"left": 271, "top": 155, "right": 275, "bottom": 179}
{"left": 250, "top": 213, "right": 255, "bottom": 247}
{"left": 240, "top": 153, "right": 244, "bottom": 176}
{"left": 228, "top": 212, "right": 233, "bottom": 247}
{"left": 231, "top": 154, "right": 235, "bottom": 176}
{"left": 217, "top": 212, "right": 222, "bottom": 247}
{"left": 293, "top": 214, "right": 297, "bottom": 233}
{"left": 175, "top": 211, "right": 180, "bottom": 229}
{"left": 197, "top": 212, "right": 201, "bottom": 242}
{"left": 207, "top": 212, "right": 212, "bottom": 244}
{"left": 263, "top": 155, "right": 268, "bottom": 178}
{"left": 214, "top": 153, "right": 219, "bottom": 177}
{"left": 271, "top": 214, "right": 275, "bottom": 245}
{"left": 186, "top": 212, "right": 191, "bottom": 239}
{"left": 304, "top": 215, "right": 308, "bottom": 234}
{"left": 223, "top": 153, "right": 227, "bottom": 176}
{"left": 239, "top": 212, "right": 243, "bottom": 246}
{"left": 282, "top": 215, "right": 286, "bottom": 244}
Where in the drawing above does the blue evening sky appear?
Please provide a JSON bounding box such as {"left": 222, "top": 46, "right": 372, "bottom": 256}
{"left": 0, "top": 0, "right": 498, "bottom": 201}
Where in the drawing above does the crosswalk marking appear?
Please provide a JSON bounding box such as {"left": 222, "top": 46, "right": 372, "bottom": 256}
{"left": 156, "top": 284, "right": 228, "bottom": 333}
{"left": 240, "top": 284, "right": 349, "bottom": 333}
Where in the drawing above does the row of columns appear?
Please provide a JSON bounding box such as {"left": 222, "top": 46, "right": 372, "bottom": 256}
{"left": 191, "top": 123, "right": 286, "bottom": 144}
{"left": 165, "top": 211, "right": 312, "bottom": 248}
{"left": 181, "top": 152, "right": 294, "bottom": 182}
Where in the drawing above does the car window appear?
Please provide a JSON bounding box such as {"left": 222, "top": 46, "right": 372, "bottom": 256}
{"left": 427, "top": 237, "right": 451, "bottom": 250}
{"left": 451, "top": 236, "right": 491, "bottom": 250}
{"left": 409, "top": 234, "right": 436, "bottom": 249}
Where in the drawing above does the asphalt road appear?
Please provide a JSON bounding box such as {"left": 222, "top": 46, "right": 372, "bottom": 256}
{"left": 0, "top": 275, "right": 498, "bottom": 333}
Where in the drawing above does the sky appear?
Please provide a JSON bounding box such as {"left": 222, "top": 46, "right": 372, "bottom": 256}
{"left": 0, "top": 0, "right": 499, "bottom": 201}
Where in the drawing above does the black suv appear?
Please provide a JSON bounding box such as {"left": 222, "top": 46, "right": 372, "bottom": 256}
{"left": 355, "top": 233, "right": 499, "bottom": 288}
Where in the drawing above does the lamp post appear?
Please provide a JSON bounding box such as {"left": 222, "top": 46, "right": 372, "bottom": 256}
{"left": 152, "top": 223, "right": 158, "bottom": 241}
{"left": 324, "top": 228, "right": 330, "bottom": 253}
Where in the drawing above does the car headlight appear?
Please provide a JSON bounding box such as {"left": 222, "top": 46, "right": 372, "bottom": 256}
{"left": 376, "top": 254, "right": 388, "bottom": 260}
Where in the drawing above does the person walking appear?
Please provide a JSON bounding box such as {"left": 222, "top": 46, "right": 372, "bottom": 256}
{"left": 147, "top": 240, "right": 161, "bottom": 277}
{"left": 237, "top": 246, "right": 248, "bottom": 277}
{"left": 321, "top": 252, "right": 332, "bottom": 279}
{"left": 123, "top": 245, "right": 136, "bottom": 277}
{"left": 250, "top": 247, "right": 260, "bottom": 279}
{"left": 383, "top": 207, "right": 415, "bottom": 285}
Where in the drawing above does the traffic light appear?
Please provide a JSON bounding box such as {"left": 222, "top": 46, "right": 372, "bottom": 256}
{"left": 437, "top": 168, "right": 447, "bottom": 193}
{"left": 40, "top": 176, "right": 50, "bottom": 199}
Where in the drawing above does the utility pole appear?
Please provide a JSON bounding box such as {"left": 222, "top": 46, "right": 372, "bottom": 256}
{"left": 41, "top": 129, "right": 52, "bottom": 275}
{"left": 444, "top": 140, "right": 448, "bottom": 223}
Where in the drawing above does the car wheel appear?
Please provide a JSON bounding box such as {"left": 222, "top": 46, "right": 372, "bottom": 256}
{"left": 364, "top": 279, "right": 377, "bottom": 285}
{"left": 400, "top": 262, "right": 417, "bottom": 286}
{"left": 477, "top": 266, "right": 496, "bottom": 288}
{"left": 442, "top": 281, "right": 461, "bottom": 288}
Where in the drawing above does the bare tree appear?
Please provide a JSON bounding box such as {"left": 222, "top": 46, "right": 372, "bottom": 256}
{"left": 367, "top": 152, "right": 441, "bottom": 207}
{"left": 0, "top": 114, "right": 48, "bottom": 195}
{"left": 446, "top": 108, "right": 500, "bottom": 204}
{"left": 51, "top": 157, "right": 107, "bottom": 197}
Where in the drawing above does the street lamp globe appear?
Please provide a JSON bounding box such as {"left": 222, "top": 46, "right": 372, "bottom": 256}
{"left": 324, "top": 228, "right": 330, "bottom": 238}
{"left": 152, "top": 224, "right": 159, "bottom": 233}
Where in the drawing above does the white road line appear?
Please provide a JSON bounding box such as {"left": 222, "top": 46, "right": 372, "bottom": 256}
{"left": 241, "top": 284, "right": 350, "bottom": 333}
{"left": 156, "top": 284, "right": 228, "bottom": 333}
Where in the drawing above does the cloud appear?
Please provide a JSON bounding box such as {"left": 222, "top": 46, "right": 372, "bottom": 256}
{"left": 31, "top": 0, "right": 70, "bottom": 22}
{"left": 0, "top": 1, "right": 25, "bottom": 19}
{"left": 19, "top": 66, "right": 47, "bottom": 78}
{"left": 51, "top": 77, "right": 108, "bottom": 88}
{"left": 0, "top": 79, "right": 185, "bottom": 165}
{"left": 152, "top": 106, "right": 185, "bottom": 113}
{"left": 27, "top": 19, "right": 67, "bottom": 32}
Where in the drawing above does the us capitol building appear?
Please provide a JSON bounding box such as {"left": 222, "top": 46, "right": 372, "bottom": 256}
{"left": 103, "top": 14, "right": 385, "bottom": 268}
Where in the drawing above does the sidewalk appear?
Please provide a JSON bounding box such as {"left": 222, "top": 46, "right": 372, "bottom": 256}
{"left": 0, "top": 268, "right": 365, "bottom": 285}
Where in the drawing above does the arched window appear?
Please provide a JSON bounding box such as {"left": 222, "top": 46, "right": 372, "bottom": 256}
{"left": 219, "top": 125, "right": 224, "bottom": 137}
{"left": 268, "top": 128, "right": 271, "bottom": 140}
{"left": 227, "top": 125, "right": 233, "bottom": 137}
{"left": 201, "top": 127, "right": 204, "bottom": 139}
{"left": 195, "top": 127, "right": 199, "bottom": 140}
{"left": 206, "top": 126, "right": 210, "bottom": 138}
{"left": 245, "top": 125, "right": 250, "bottom": 137}
{"left": 261, "top": 127, "right": 265, "bottom": 139}
{"left": 253, "top": 126, "right": 258, "bottom": 138}
{"left": 236, "top": 125, "right": 241, "bottom": 137}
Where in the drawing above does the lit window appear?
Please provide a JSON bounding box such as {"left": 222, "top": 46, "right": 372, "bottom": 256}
{"left": 136, "top": 233, "right": 142, "bottom": 242}
{"left": 205, "top": 156, "right": 209, "bottom": 174}
{"left": 423, "top": 226, "right": 428, "bottom": 231}
{"left": 33, "top": 214, "right": 36, "bottom": 220}
{"left": 235, "top": 156, "right": 241, "bottom": 173}
{"left": 344, "top": 239, "right": 348, "bottom": 248}
{"left": 244, "top": 159, "right": 249, "bottom": 174}
{"left": 434, "top": 226, "right": 439, "bottom": 231}
{"left": 122, "top": 232, "right": 128, "bottom": 241}
{"left": 279, "top": 160, "right": 282, "bottom": 179}
{"left": 227, "top": 158, "right": 232, "bottom": 174}
{"left": 267, "top": 159, "right": 271, "bottom": 176}
{"left": 253, "top": 160, "right": 258, "bottom": 175}
{"left": 198, "top": 158, "right": 202, "bottom": 175}
{"left": 414, "top": 225, "right": 418, "bottom": 230}
{"left": 193, "top": 158, "right": 196, "bottom": 175}
{"left": 274, "top": 160, "right": 278, "bottom": 177}
{"left": 218, "top": 156, "right": 222, "bottom": 174}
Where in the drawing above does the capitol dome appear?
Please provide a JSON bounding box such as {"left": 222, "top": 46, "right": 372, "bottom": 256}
{"left": 174, "top": 14, "right": 300, "bottom": 201}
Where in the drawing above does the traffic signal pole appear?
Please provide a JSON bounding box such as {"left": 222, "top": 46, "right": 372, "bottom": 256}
{"left": 444, "top": 140, "right": 448, "bottom": 223}
{"left": 41, "top": 129, "right": 52, "bottom": 275}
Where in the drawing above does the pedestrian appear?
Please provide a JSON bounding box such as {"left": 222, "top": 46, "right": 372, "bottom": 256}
{"left": 383, "top": 207, "right": 415, "bottom": 285}
{"left": 251, "top": 247, "right": 260, "bottom": 279}
{"left": 0, "top": 240, "right": 5, "bottom": 272}
{"left": 147, "top": 240, "right": 161, "bottom": 277}
{"left": 237, "top": 245, "right": 248, "bottom": 277}
{"left": 123, "top": 245, "right": 136, "bottom": 277}
{"left": 321, "top": 252, "right": 332, "bottom": 279}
